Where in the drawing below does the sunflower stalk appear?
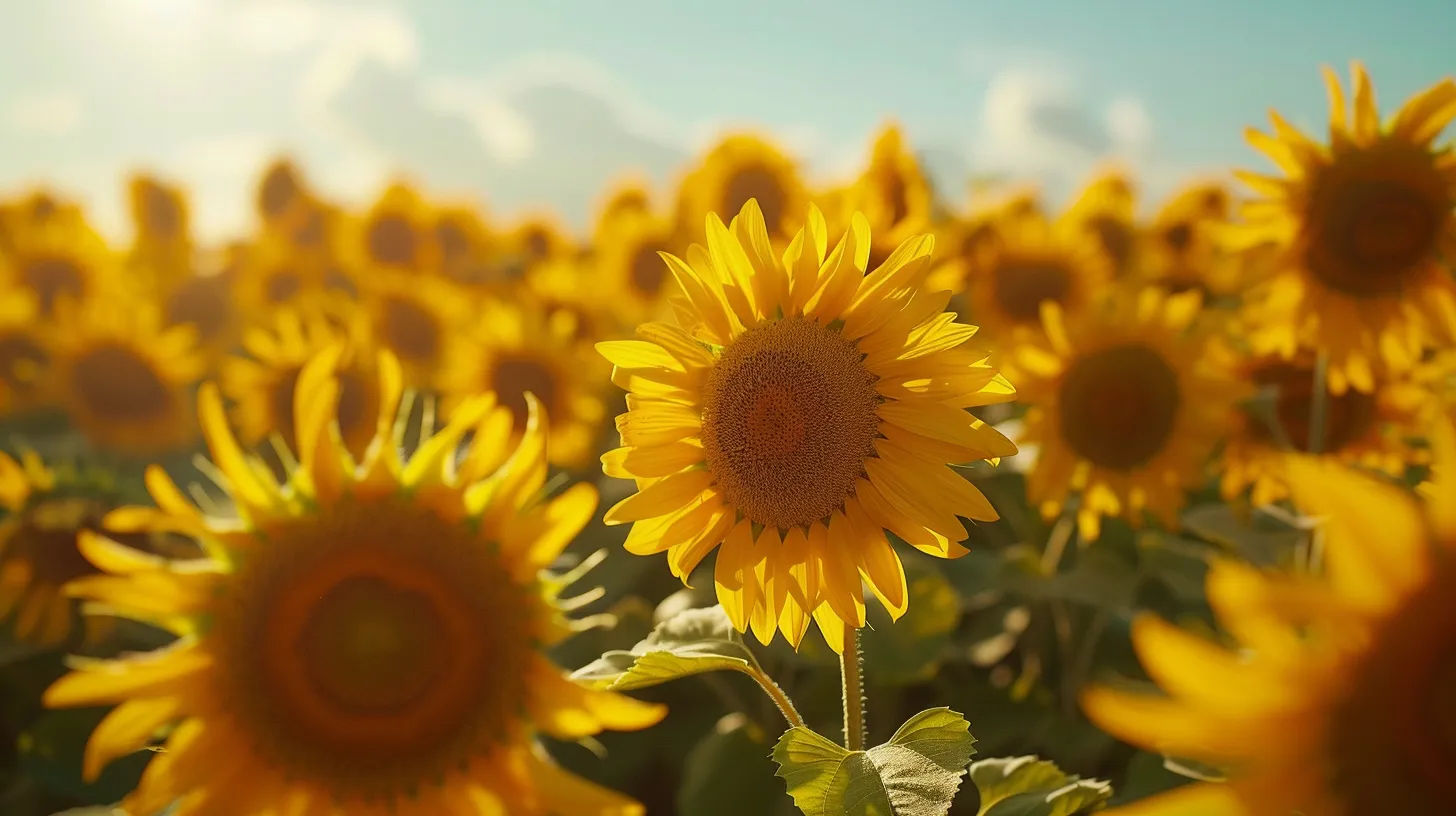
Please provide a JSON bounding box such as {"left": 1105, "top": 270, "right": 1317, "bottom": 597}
{"left": 839, "top": 626, "right": 868, "bottom": 751}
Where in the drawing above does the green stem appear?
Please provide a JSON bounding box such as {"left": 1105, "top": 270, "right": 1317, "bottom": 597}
{"left": 840, "top": 627, "right": 867, "bottom": 751}
{"left": 746, "top": 668, "right": 807, "bottom": 730}
{"left": 1041, "top": 514, "right": 1077, "bottom": 576}
{"left": 1308, "top": 350, "right": 1330, "bottom": 455}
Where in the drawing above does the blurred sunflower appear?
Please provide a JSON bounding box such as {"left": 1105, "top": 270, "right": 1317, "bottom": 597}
{"left": 127, "top": 174, "right": 193, "bottom": 289}
{"left": 1014, "top": 287, "right": 1244, "bottom": 541}
{"left": 158, "top": 246, "right": 244, "bottom": 365}
{"left": 51, "top": 296, "right": 205, "bottom": 454}
{"left": 505, "top": 214, "right": 575, "bottom": 273}
{"left": 600, "top": 201, "right": 1016, "bottom": 651}
{"left": 254, "top": 157, "right": 314, "bottom": 235}
{"left": 351, "top": 181, "right": 440, "bottom": 273}
{"left": 0, "top": 281, "right": 48, "bottom": 413}
{"left": 222, "top": 303, "right": 380, "bottom": 460}
{"left": 443, "top": 298, "right": 608, "bottom": 470}
{"left": 593, "top": 176, "right": 656, "bottom": 244}
{"left": 592, "top": 210, "right": 680, "bottom": 323}
{"left": 233, "top": 231, "right": 343, "bottom": 315}
{"left": 1083, "top": 422, "right": 1456, "bottom": 816}
{"left": 526, "top": 258, "right": 620, "bottom": 344}
{"left": 43, "top": 352, "right": 665, "bottom": 816}
{"left": 1137, "top": 180, "right": 1247, "bottom": 299}
{"left": 1, "top": 205, "right": 116, "bottom": 318}
{"left": 926, "top": 187, "right": 1046, "bottom": 292}
{"left": 1220, "top": 350, "right": 1431, "bottom": 506}
{"left": 1062, "top": 169, "right": 1140, "bottom": 277}
{"left": 358, "top": 270, "right": 470, "bottom": 391}
{"left": 433, "top": 203, "right": 497, "bottom": 287}
{"left": 0, "top": 450, "right": 114, "bottom": 648}
{"left": 953, "top": 211, "right": 1113, "bottom": 356}
{"left": 836, "top": 123, "right": 935, "bottom": 269}
{"left": 1231, "top": 63, "right": 1456, "bottom": 395}
{"left": 674, "top": 134, "right": 808, "bottom": 243}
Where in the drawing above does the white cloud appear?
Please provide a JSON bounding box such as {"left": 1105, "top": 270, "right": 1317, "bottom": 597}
{"left": 1106, "top": 96, "right": 1154, "bottom": 153}
{"left": 7, "top": 91, "right": 84, "bottom": 136}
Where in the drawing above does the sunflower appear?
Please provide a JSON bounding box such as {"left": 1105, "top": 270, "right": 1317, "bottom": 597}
{"left": 1062, "top": 169, "right": 1140, "bottom": 278}
{"left": 600, "top": 200, "right": 1016, "bottom": 651}
{"left": 0, "top": 450, "right": 117, "bottom": 648}
{"left": 51, "top": 296, "right": 205, "bottom": 455}
{"left": 222, "top": 303, "right": 381, "bottom": 461}
{"left": 593, "top": 176, "right": 656, "bottom": 244}
{"left": 43, "top": 350, "right": 665, "bottom": 816}
{"left": 1013, "top": 287, "right": 1245, "bottom": 541}
{"left": 591, "top": 209, "right": 681, "bottom": 323}
{"left": 127, "top": 173, "right": 193, "bottom": 289}
{"left": 157, "top": 244, "right": 247, "bottom": 366}
{"left": 233, "top": 231, "right": 344, "bottom": 316}
{"left": 925, "top": 187, "right": 1047, "bottom": 293}
{"left": 526, "top": 258, "right": 622, "bottom": 344}
{"left": 503, "top": 214, "right": 575, "bottom": 273}
{"left": 954, "top": 210, "right": 1113, "bottom": 357}
{"left": 433, "top": 203, "right": 498, "bottom": 288}
{"left": 1082, "top": 419, "right": 1456, "bottom": 816}
{"left": 358, "top": 270, "right": 470, "bottom": 392}
{"left": 254, "top": 157, "right": 314, "bottom": 236}
{"left": 0, "top": 280, "right": 48, "bottom": 414}
{"left": 0, "top": 204, "right": 116, "bottom": 318}
{"left": 1230, "top": 63, "right": 1456, "bottom": 395}
{"left": 673, "top": 134, "right": 809, "bottom": 244}
{"left": 442, "top": 298, "right": 608, "bottom": 470}
{"left": 349, "top": 181, "right": 440, "bottom": 274}
{"left": 833, "top": 123, "right": 935, "bottom": 268}
{"left": 1219, "top": 349, "right": 1431, "bottom": 507}
{"left": 1136, "top": 180, "right": 1246, "bottom": 300}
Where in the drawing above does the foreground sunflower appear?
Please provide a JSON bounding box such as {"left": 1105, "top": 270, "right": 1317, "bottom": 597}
{"left": 443, "top": 298, "right": 608, "bottom": 469}
{"left": 0, "top": 450, "right": 115, "bottom": 648}
{"left": 1083, "top": 420, "right": 1456, "bottom": 816}
{"left": 44, "top": 351, "right": 664, "bottom": 815}
{"left": 51, "top": 296, "right": 205, "bottom": 455}
{"left": 1219, "top": 349, "right": 1431, "bottom": 506}
{"left": 221, "top": 303, "right": 381, "bottom": 460}
{"left": 1014, "top": 287, "right": 1244, "bottom": 541}
{"left": 1231, "top": 62, "right": 1456, "bottom": 394}
{"left": 600, "top": 200, "right": 1016, "bottom": 651}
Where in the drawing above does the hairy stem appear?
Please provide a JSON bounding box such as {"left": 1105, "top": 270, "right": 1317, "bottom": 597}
{"left": 746, "top": 668, "right": 807, "bottom": 730}
{"left": 840, "top": 627, "right": 867, "bottom": 751}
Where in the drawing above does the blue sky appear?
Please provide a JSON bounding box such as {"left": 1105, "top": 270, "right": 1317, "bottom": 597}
{"left": 1, "top": 0, "right": 1452, "bottom": 242}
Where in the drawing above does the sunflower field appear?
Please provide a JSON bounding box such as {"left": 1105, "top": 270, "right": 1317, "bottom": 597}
{"left": 0, "top": 60, "right": 1453, "bottom": 816}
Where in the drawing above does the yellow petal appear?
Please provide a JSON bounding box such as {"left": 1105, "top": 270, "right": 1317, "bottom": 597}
{"left": 83, "top": 696, "right": 187, "bottom": 782}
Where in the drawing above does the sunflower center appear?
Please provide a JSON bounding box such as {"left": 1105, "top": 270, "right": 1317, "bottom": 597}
{"left": 259, "top": 166, "right": 300, "bottom": 218}
{"left": 436, "top": 221, "right": 470, "bottom": 263}
{"left": 1251, "top": 362, "right": 1376, "bottom": 451}
{"left": 990, "top": 258, "right": 1074, "bottom": 323}
{"left": 367, "top": 215, "right": 417, "bottom": 267}
{"left": 1057, "top": 343, "right": 1181, "bottom": 470}
{"left": 1327, "top": 556, "right": 1456, "bottom": 814}
{"left": 21, "top": 256, "right": 83, "bottom": 314}
{"left": 1162, "top": 222, "right": 1193, "bottom": 253}
{"left": 630, "top": 243, "right": 669, "bottom": 297}
{"left": 381, "top": 298, "right": 440, "bottom": 362}
{"left": 1086, "top": 216, "right": 1133, "bottom": 274}
{"left": 164, "top": 276, "right": 230, "bottom": 342}
{"left": 264, "top": 268, "right": 301, "bottom": 304}
{"left": 217, "top": 496, "right": 535, "bottom": 797}
{"left": 885, "top": 170, "right": 910, "bottom": 226}
{"left": 293, "top": 210, "right": 327, "bottom": 248}
{"left": 70, "top": 343, "right": 171, "bottom": 423}
{"left": 723, "top": 165, "right": 786, "bottom": 234}
{"left": 523, "top": 228, "right": 551, "bottom": 262}
{"left": 1310, "top": 176, "right": 1441, "bottom": 297}
{"left": 489, "top": 355, "right": 560, "bottom": 431}
{"left": 3, "top": 498, "right": 106, "bottom": 586}
{"left": 701, "top": 317, "right": 881, "bottom": 530}
{"left": 0, "top": 333, "right": 48, "bottom": 394}
{"left": 143, "top": 186, "right": 181, "bottom": 238}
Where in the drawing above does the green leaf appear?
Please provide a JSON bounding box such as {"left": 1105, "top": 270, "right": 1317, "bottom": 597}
{"left": 19, "top": 707, "right": 153, "bottom": 805}
{"left": 677, "top": 713, "right": 792, "bottom": 816}
{"left": 569, "top": 605, "right": 760, "bottom": 692}
{"left": 1179, "top": 503, "right": 1302, "bottom": 567}
{"left": 863, "top": 558, "right": 960, "bottom": 685}
{"left": 47, "top": 808, "right": 127, "bottom": 816}
{"left": 772, "top": 707, "right": 978, "bottom": 816}
{"left": 970, "top": 756, "right": 1112, "bottom": 816}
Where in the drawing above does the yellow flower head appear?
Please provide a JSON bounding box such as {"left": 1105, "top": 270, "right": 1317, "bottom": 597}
{"left": 1136, "top": 180, "right": 1247, "bottom": 299}
{"left": 1230, "top": 62, "right": 1456, "bottom": 395}
{"left": 222, "top": 301, "right": 382, "bottom": 461}
{"left": 592, "top": 175, "right": 657, "bottom": 244}
{"left": 1013, "top": 287, "right": 1246, "bottom": 541}
{"left": 845, "top": 122, "right": 935, "bottom": 245}
{"left": 0, "top": 202, "right": 117, "bottom": 318}
{"left": 357, "top": 269, "right": 471, "bottom": 392}
{"left": 44, "top": 351, "right": 665, "bottom": 816}
{"left": 591, "top": 208, "right": 682, "bottom": 322}
{"left": 1219, "top": 348, "right": 1432, "bottom": 507}
{"left": 157, "top": 249, "right": 243, "bottom": 363}
{"left": 1083, "top": 418, "right": 1456, "bottom": 816}
{"left": 0, "top": 279, "right": 46, "bottom": 413}
{"left": 51, "top": 295, "right": 206, "bottom": 455}
{"left": 127, "top": 173, "right": 193, "bottom": 287}
{"left": 599, "top": 200, "right": 1017, "bottom": 652}
{"left": 674, "top": 134, "right": 809, "bottom": 243}
{"left": 233, "top": 230, "right": 349, "bottom": 315}
{"left": 254, "top": 157, "right": 314, "bottom": 235}
{"left": 349, "top": 180, "right": 441, "bottom": 273}
{"left": 1062, "top": 168, "right": 1139, "bottom": 277}
{"left": 442, "top": 297, "right": 609, "bottom": 470}
{"left": 433, "top": 202, "right": 496, "bottom": 287}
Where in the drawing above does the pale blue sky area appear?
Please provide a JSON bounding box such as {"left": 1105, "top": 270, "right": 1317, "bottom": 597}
{"left": 0, "top": 0, "right": 1451, "bottom": 240}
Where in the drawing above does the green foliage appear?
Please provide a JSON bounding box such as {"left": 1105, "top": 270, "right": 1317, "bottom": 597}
{"left": 18, "top": 708, "right": 150, "bottom": 806}
{"left": 863, "top": 558, "right": 961, "bottom": 686}
{"left": 968, "top": 756, "right": 1112, "bottom": 816}
{"left": 571, "top": 605, "right": 762, "bottom": 692}
{"left": 678, "top": 714, "right": 793, "bottom": 816}
{"left": 772, "top": 708, "right": 977, "bottom": 816}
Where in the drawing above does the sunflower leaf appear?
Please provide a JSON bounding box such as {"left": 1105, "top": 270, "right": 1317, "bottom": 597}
{"left": 772, "top": 707, "right": 978, "bottom": 816}
{"left": 969, "top": 755, "right": 1113, "bottom": 816}
{"left": 569, "top": 604, "right": 759, "bottom": 691}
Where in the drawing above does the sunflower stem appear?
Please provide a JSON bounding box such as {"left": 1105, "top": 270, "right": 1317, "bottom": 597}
{"left": 1040, "top": 514, "right": 1077, "bottom": 575}
{"left": 1308, "top": 350, "right": 1330, "bottom": 455}
{"left": 746, "top": 667, "right": 807, "bottom": 730}
{"left": 840, "top": 627, "right": 867, "bottom": 751}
